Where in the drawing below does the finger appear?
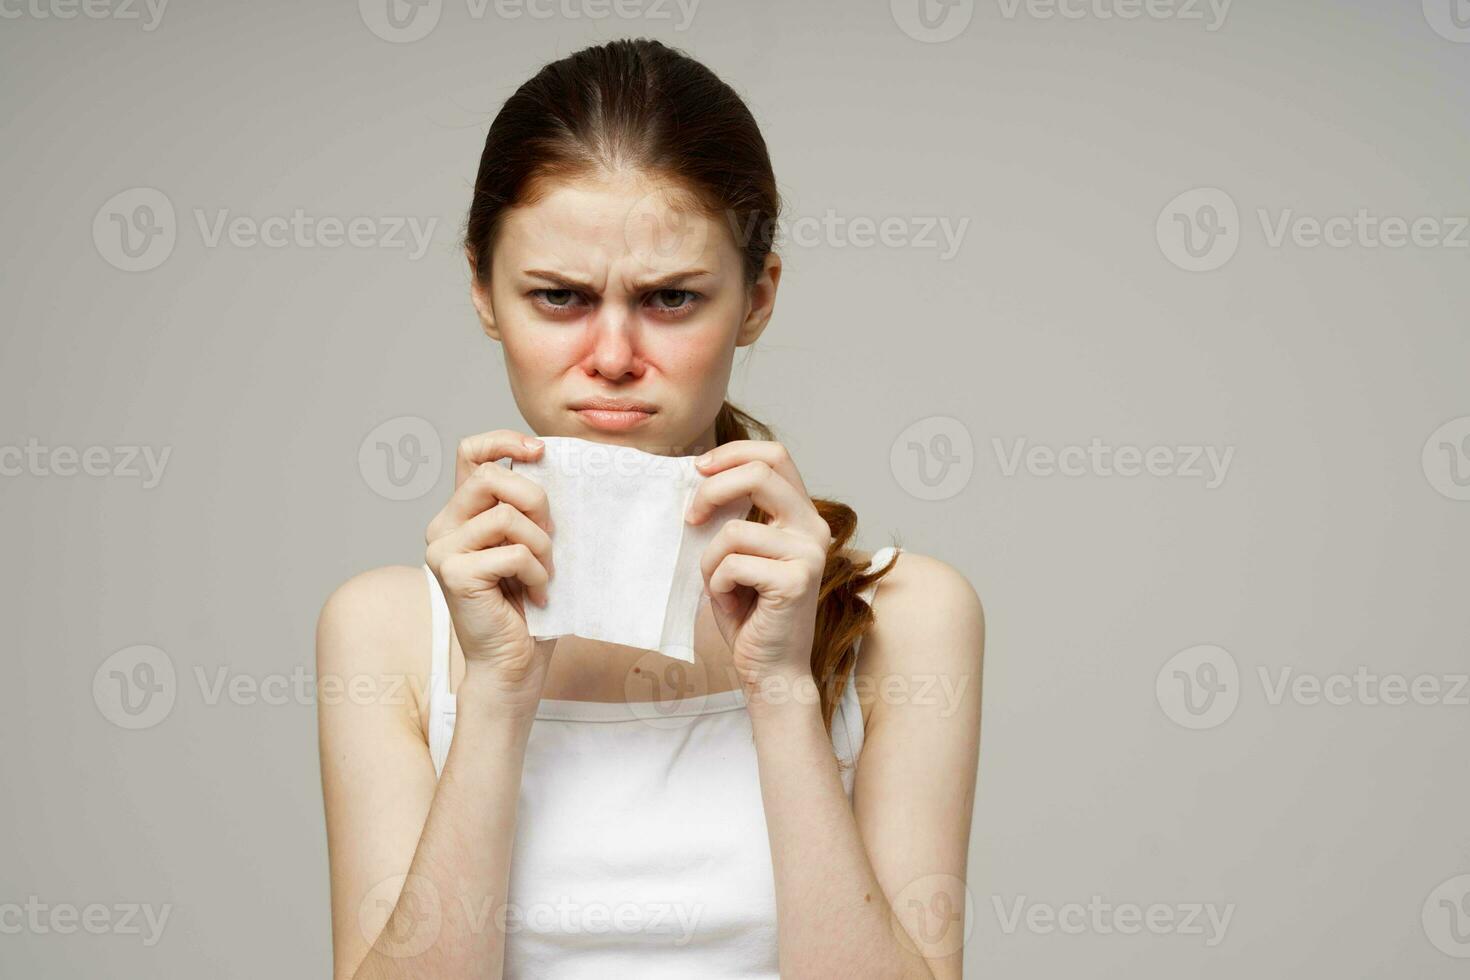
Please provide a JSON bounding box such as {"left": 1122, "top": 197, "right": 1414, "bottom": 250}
{"left": 687, "top": 460, "right": 826, "bottom": 540}
{"left": 453, "top": 430, "right": 545, "bottom": 490}
{"left": 427, "top": 501, "right": 554, "bottom": 576}
{"left": 428, "top": 460, "right": 551, "bottom": 543}
{"left": 438, "top": 543, "right": 552, "bottom": 607}
{"left": 708, "top": 552, "right": 812, "bottom": 604}
{"left": 698, "top": 520, "right": 825, "bottom": 585}
{"left": 694, "top": 440, "right": 811, "bottom": 496}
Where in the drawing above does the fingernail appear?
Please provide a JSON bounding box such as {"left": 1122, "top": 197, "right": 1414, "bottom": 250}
{"left": 524, "top": 437, "right": 543, "bottom": 449}
{"left": 695, "top": 453, "right": 712, "bottom": 467}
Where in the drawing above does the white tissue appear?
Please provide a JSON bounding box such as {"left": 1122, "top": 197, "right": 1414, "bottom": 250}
{"left": 509, "top": 436, "right": 749, "bottom": 662}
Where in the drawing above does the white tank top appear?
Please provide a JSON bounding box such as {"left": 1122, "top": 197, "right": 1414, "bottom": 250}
{"left": 422, "top": 545, "right": 897, "bottom": 978}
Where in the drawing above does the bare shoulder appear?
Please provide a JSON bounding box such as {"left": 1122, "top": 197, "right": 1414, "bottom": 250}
{"left": 856, "top": 549, "right": 986, "bottom": 727}
{"left": 314, "top": 564, "right": 434, "bottom": 730}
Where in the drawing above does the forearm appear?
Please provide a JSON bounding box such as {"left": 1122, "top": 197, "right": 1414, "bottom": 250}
{"left": 353, "top": 679, "right": 532, "bottom": 980}
{"left": 748, "top": 690, "right": 936, "bottom": 980}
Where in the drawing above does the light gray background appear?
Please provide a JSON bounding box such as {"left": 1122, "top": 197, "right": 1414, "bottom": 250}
{"left": 2, "top": 1, "right": 1467, "bottom": 976}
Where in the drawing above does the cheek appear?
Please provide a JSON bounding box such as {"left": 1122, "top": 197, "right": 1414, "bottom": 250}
{"left": 501, "top": 325, "right": 581, "bottom": 376}
{"left": 644, "top": 328, "right": 734, "bottom": 380}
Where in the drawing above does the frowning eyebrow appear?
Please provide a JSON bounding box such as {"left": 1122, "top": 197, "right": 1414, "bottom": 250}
{"left": 522, "top": 268, "right": 714, "bottom": 293}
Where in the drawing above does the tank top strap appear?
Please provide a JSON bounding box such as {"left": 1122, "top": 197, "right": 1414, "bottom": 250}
{"left": 858, "top": 545, "right": 899, "bottom": 607}
{"left": 423, "top": 564, "right": 451, "bottom": 688}
{"left": 832, "top": 544, "right": 900, "bottom": 778}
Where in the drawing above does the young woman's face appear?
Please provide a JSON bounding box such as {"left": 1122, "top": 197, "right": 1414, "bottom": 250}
{"left": 473, "top": 172, "right": 780, "bottom": 456}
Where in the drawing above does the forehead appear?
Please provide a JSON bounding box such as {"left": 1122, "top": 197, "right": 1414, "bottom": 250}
{"left": 495, "top": 173, "right": 738, "bottom": 278}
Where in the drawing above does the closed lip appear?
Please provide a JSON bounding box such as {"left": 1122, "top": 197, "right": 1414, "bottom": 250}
{"left": 570, "top": 398, "right": 658, "bottom": 413}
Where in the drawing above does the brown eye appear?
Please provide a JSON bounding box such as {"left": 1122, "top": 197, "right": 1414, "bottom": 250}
{"left": 530, "top": 289, "right": 588, "bottom": 315}
{"left": 649, "top": 289, "right": 697, "bottom": 312}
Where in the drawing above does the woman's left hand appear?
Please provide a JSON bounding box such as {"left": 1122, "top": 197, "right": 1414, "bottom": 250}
{"left": 685, "top": 440, "right": 833, "bottom": 694}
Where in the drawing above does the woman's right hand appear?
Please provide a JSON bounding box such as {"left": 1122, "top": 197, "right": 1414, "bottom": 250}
{"left": 424, "top": 430, "right": 556, "bottom": 712}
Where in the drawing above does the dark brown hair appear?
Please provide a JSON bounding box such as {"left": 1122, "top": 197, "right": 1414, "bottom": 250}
{"left": 464, "top": 38, "right": 898, "bottom": 735}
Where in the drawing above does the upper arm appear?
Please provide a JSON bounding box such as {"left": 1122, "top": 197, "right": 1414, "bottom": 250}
{"left": 851, "top": 551, "right": 985, "bottom": 979}
{"left": 315, "top": 564, "right": 440, "bottom": 980}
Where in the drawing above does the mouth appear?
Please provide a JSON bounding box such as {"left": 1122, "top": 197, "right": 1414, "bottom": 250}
{"left": 570, "top": 398, "right": 658, "bottom": 431}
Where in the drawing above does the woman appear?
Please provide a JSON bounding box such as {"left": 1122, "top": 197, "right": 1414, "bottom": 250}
{"left": 316, "top": 37, "right": 985, "bottom": 980}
